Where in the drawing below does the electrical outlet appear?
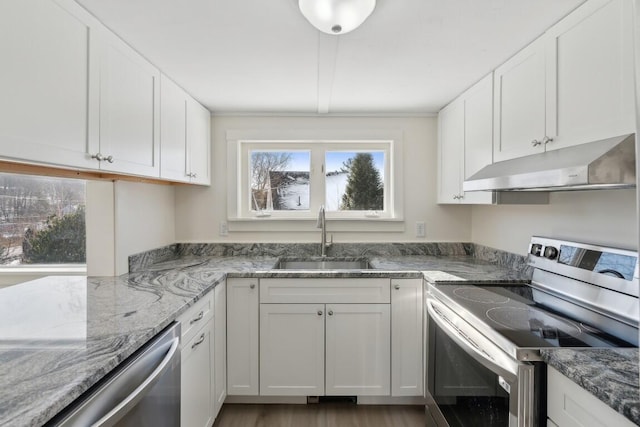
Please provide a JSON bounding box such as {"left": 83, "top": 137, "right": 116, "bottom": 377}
{"left": 415, "top": 221, "right": 426, "bottom": 238}
{"left": 219, "top": 221, "right": 229, "bottom": 237}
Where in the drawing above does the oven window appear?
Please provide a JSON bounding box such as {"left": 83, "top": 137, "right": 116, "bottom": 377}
{"left": 428, "top": 318, "right": 510, "bottom": 427}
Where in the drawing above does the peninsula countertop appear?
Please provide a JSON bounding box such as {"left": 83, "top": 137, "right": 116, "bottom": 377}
{"left": 0, "top": 252, "right": 636, "bottom": 426}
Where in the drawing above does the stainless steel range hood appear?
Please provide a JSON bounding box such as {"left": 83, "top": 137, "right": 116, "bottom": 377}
{"left": 463, "top": 134, "right": 636, "bottom": 192}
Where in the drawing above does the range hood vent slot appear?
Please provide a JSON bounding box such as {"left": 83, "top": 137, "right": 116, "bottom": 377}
{"left": 463, "top": 134, "right": 636, "bottom": 192}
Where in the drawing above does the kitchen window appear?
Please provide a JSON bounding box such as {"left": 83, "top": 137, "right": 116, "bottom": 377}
{"left": 0, "top": 173, "right": 85, "bottom": 267}
{"left": 231, "top": 136, "right": 400, "bottom": 223}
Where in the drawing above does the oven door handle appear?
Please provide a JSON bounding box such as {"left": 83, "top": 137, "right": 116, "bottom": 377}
{"left": 427, "top": 298, "right": 519, "bottom": 384}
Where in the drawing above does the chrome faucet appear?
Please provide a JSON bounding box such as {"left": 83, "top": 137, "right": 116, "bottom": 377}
{"left": 317, "top": 205, "right": 332, "bottom": 257}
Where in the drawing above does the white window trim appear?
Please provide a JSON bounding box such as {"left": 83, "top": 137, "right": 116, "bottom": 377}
{"left": 227, "top": 129, "right": 404, "bottom": 232}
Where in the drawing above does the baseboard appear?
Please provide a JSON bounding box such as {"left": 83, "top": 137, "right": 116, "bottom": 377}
{"left": 225, "top": 395, "right": 307, "bottom": 404}
{"left": 224, "top": 395, "right": 426, "bottom": 405}
{"left": 357, "top": 396, "right": 426, "bottom": 405}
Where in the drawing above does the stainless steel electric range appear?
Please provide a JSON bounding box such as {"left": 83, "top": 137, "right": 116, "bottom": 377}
{"left": 425, "top": 236, "right": 639, "bottom": 427}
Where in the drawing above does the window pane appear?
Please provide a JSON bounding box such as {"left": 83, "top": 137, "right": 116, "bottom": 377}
{"left": 325, "top": 151, "right": 384, "bottom": 211}
{"left": 0, "top": 173, "right": 86, "bottom": 265}
{"left": 250, "top": 151, "right": 310, "bottom": 211}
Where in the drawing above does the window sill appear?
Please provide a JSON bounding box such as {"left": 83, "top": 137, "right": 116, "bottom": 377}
{"left": 227, "top": 217, "right": 404, "bottom": 233}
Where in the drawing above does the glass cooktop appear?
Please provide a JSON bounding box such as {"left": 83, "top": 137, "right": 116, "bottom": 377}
{"left": 432, "top": 284, "right": 633, "bottom": 349}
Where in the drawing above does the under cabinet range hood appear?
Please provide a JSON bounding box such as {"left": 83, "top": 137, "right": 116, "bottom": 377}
{"left": 463, "top": 134, "right": 636, "bottom": 192}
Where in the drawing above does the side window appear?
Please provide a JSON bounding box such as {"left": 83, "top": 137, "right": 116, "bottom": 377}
{"left": 0, "top": 173, "right": 86, "bottom": 266}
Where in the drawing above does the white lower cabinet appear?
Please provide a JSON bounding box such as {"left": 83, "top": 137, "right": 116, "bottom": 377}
{"left": 325, "top": 304, "right": 391, "bottom": 396}
{"left": 212, "top": 282, "right": 227, "bottom": 419}
{"left": 547, "top": 365, "right": 635, "bottom": 427}
{"left": 178, "top": 293, "right": 215, "bottom": 427}
{"left": 226, "top": 278, "right": 260, "bottom": 395}
{"left": 260, "top": 304, "right": 325, "bottom": 396}
{"left": 391, "top": 279, "right": 423, "bottom": 396}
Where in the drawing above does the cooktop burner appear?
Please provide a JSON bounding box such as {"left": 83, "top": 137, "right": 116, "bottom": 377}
{"left": 453, "top": 286, "right": 510, "bottom": 304}
{"left": 433, "top": 283, "right": 632, "bottom": 349}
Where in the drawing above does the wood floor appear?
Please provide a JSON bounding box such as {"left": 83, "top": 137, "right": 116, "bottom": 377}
{"left": 213, "top": 403, "right": 426, "bottom": 427}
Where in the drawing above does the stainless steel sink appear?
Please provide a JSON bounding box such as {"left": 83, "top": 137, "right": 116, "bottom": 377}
{"left": 274, "top": 258, "right": 372, "bottom": 270}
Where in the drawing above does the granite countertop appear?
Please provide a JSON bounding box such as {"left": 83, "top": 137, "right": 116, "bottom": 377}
{"left": 541, "top": 348, "right": 640, "bottom": 425}
{"left": 0, "top": 251, "right": 636, "bottom": 426}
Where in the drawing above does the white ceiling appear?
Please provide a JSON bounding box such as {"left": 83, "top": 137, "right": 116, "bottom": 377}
{"left": 75, "top": 0, "right": 584, "bottom": 115}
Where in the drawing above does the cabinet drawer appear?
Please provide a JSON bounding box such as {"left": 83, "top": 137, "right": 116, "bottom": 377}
{"left": 260, "top": 278, "right": 390, "bottom": 304}
{"left": 179, "top": 292, "right": 213, "bottom": 343}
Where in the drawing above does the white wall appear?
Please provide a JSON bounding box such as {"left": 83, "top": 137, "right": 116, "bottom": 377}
{"left": 175, "top": 115, "right": 472, "bottom": 243}
{"left": 471, "top": 189, "right": 638, "bottom": 255}
{"left": 113, "top": 181, "right": 176, "bottom": 275}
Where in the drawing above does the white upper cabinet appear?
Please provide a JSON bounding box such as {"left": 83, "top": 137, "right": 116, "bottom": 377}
{"left": 186, "top": 97, "right": 211, "bottom": 185}
{"left": 493, "top": 37, "right": 547, "bottom": 161}
{"left": 0, "top": 0, "right": 98, "bottom": 169}
{"left": 437, "top": 99, "right": 464, "bottom": 203}
{"left": 545, "top": 0, "right": 635, "bottom": 151}
{"left": 493, "top": 0, "right": 635, "bottom": 161}
{"left": 93, "top": 28, "right": 160, "bottom": 177}
{"left": 160, "top": 76, "right": 188, "bottom": 182}
{"left": 160, "top": 75, "right": 211, "bottom": 185}
{"left": 438, "top": 73, "right": 494, "bottom": 204}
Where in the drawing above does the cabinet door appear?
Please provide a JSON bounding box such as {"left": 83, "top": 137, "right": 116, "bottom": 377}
{"left": 545, "top": 0, "right": 635, "bottom": 151}
{"left": 213, "top": 283, "right": 226, "bottom": 419}
{"left": 462, "top": 74, "right": 495, "bottom": 205}
{"left": 186, "top": 97, "right": 211, "bottom": 185}
{"left": 260, "top": 304, "right": 325, "bottom": 396}
{"left": 391, "top": 279, "right": 423, "bottom": 397}
{"left": 547, "top": 366, "right": 636, "bottom": 427}
{"left": 160, "top": 75, "right": 189, "bottom": 182}
{"left": 181, "top": 321, "right": 213, "bottom": 427}
{"left": 494, "top": 37, "right": 547, "bottom": 161}
{"left": 95, "top": 29, "right": 160, "bottom": 177}
{"left": 325, "top": 304, "right": 390, "bottom": 396}
{"left": 0, "top": 0, "right": 97, "bottom": 169}
{"left": 437, "top": 99, "right": 464, "bottom": 204}
{"left": 227, "top": 278, "right": 259, "bottom": 395}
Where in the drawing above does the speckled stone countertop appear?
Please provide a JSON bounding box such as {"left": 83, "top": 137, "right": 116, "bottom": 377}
{"left": 541, "top": 348, "right": 640, "bottom": 425}
{"left": 0, "top": 247, "right": 635, "bottom": 426}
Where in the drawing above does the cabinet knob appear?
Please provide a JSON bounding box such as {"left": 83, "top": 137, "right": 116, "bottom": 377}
{"left": 531, "top": 139, "right": 542, "bottom": 147}
{"left": 91, "top": 153, "right": 104, "bottom": 161}
{"left": 328, "top": 310, "right": 334, "bottom": 316}
{"left": 317, "top": 310, "right": 323, "bottom": 316}
{"left": 394, "top": 284, "right": 400, "bottom": 290}
{"left": 249, "top": 283, "right": 256, "bottom": 289}
{"left": 104, "top": 155, "right": 114, "bottom": 163}
{"left": 191, "top": 173, "right": 197, "bottom": 178}
{"left": 542, "top": 136, "right": 554, "bottom": 145}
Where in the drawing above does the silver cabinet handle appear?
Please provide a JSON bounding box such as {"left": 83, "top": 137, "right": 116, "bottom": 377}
{"left": 394, "top": 284, "right": 400, "bottom": 290}
{"left": 191, "top": 173, "right": 197, "bottom": 178}
{"left": 317, "top": 310, "right": 323, "bottom": 316}
{"left": 542, "top": 136, "right": 553, "bottom": 145}
{"left": 190, "top": 311, "right": 204, "bottom": 325}
{"left": 91, "top": 153, "right": 104, "bottom": 161}
{"left": 531, "top": 139, "right": 542, "bottom": 147}
{"left": 191, "top": 333, "right": 206, "bottom": 349}
{"left": 250, "top": 283, "right": 256, "bottom": 289}
{"left": 104, "top": 155, "right": 114, "bottom": 163}
{"left": 328, "top": 310, "right": 333, "bottom": 316}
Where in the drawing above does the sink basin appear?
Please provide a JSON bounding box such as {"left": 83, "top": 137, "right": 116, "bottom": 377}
{"left": 274, "top": 258, "right": 372, "bottom": 270}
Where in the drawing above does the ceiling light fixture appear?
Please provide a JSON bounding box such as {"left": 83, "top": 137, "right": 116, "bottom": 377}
{"left": 298, "top": 0, "right": 376, "bottom": 35}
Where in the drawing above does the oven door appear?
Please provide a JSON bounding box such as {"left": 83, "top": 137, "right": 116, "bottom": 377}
{"left": 426, "top": 298, "right": 540, "bottom": 427}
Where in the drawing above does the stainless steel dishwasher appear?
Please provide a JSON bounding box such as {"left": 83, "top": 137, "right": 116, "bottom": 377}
{"left": 49, "top": 322, "right": 181, "bottom": 427}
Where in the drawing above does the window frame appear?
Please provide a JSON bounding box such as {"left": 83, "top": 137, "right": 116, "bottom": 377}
{"left": 227, "top": 129, "right": 404, "bottom": 228}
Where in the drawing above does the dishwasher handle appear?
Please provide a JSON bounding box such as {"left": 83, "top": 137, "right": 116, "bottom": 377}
{"left": 92, "top": 336, "right": 180, "bottom": 427}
